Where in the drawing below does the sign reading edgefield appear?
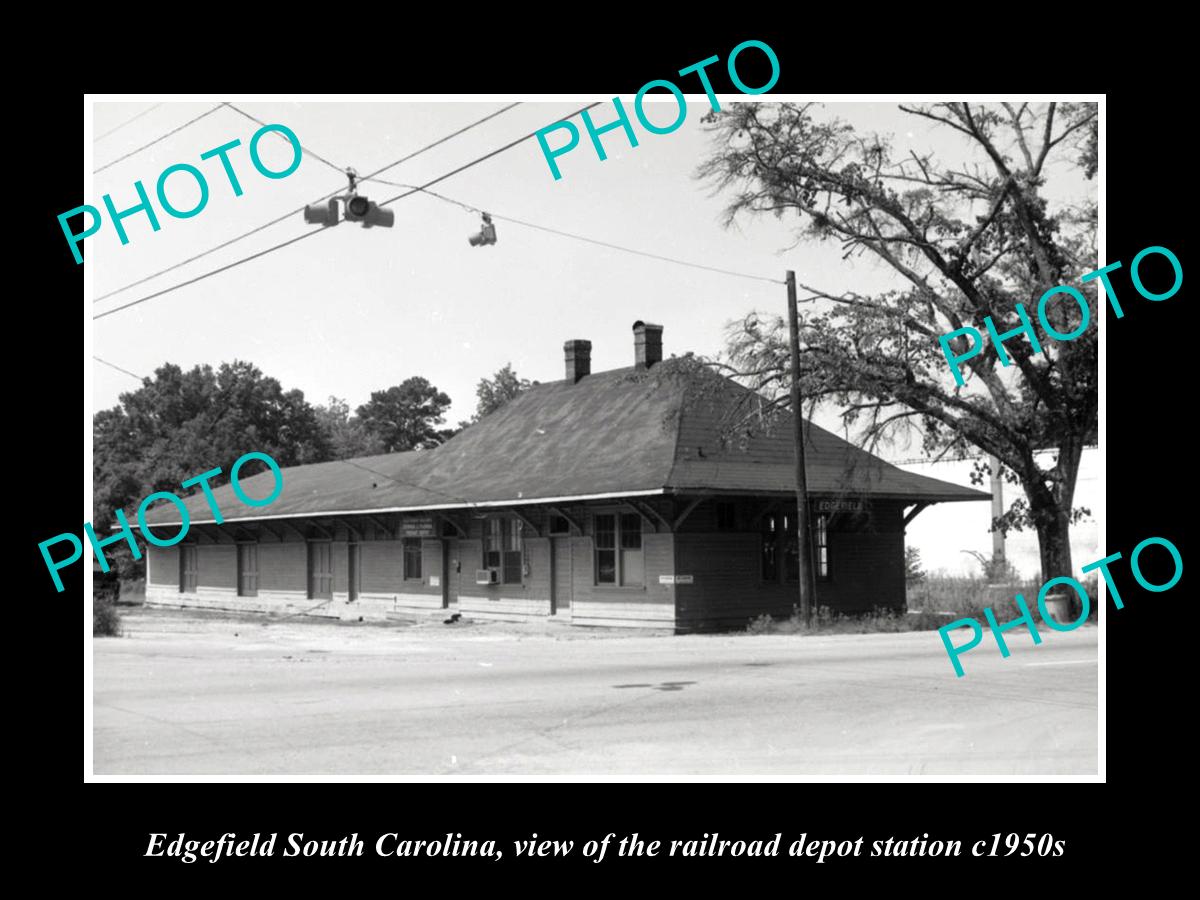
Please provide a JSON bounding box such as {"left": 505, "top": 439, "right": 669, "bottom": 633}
{"left": 815, "top": 499, "right": 864, "bottom": 514}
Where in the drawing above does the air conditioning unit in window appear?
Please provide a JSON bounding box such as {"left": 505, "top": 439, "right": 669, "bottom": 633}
{"left": 475, "top": 569, "right": 500, "bottom": 585}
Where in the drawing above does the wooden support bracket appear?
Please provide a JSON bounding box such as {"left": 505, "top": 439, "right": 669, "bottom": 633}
{"left": 627, "top": 498, "right": 671, "bottom": 533}
{"left": 672, "top": 496, "right": 707, "bottom": 532}
{"left": 546, "top": 506, "right": 582, "bottom": 535}
{"left": 434, "top": 512, "right": 467, "bottom": 537}
{"left": 332, "top": 517, "right": 362, "bottom": 541}
{"left": 509, "top": 508, "right": 540, "bottom": 537}
{"left": 364, "top": 515, "right": 393, "bottom": 540}
{"left": 903, "top": 502, "right": 930, "bottom": 529}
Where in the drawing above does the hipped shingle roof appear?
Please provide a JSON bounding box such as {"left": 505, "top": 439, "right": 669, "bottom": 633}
{"left": 143, "top": 358, "right": 986, "bottom": 526}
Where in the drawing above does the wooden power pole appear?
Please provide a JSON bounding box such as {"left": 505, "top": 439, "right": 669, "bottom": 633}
{"left": 786, "top": 271, "right": 817, "bottom": 625}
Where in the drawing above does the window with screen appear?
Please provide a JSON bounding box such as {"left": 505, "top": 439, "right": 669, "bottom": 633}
{"left": 595, "top": 514, "right": 616, "bottom": 584}
{"left": 485, "top": 518, "right": 502, "bottom": 570}
{"left": 484, "top": 518, "right": 523, "bottom": 584}
{"left": 784, "top": 512, "right": 799, "bottom": 583}
{"left": 403, "top": 537, "right": 422, "bottom": 580}
{"left": 503, "top": 519, "right": 524, "bottom": 585}
{"left": 595, "top": 512, "right": 643, "bottom": 586}
{"left": 762, "top": 509, "right": 832, "bottom": 583}
{"left": 815, "top": 513, "right": 831, "bottom": 581}
{"left": 761, "top": 514, "right": 778, "bottom": 581}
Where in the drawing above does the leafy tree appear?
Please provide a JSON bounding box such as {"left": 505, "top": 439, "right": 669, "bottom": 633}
{"left": 472, "top": 363, "right": 532, "bottom": 422}
{"left": 92, "top": 360, "right": 330, "bottom": 576}
{"left": 356, "top": 377, "right": 453, "bottom": 452}
{"left": 313, "top": 396, "right": 385, "bottom": 460}
{"left": 697, "top": 102, "right": 1097, "bottom": 582}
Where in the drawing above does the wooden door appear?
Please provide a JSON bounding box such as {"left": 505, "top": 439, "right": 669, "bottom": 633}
{"left": 444, "top": 538, "right": 460, "bottom": 608}
{"left": 237, "top": 543, "right": 258, "bottom": 597}
{"left": 348, "top": 543, "right": 360, "bottom": 602}
{"left": 180, "top": 545, "right": 198, "bottom": 594}
{"left": 308, "top": 541, "right": 333, "bottom": 599}
{"left": 552, "top": 537, "right": 572, "bottom": 614}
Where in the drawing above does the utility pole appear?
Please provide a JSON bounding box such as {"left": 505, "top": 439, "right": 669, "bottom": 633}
{"left": 786, "top": 270, "right": 817, "bottom": 626}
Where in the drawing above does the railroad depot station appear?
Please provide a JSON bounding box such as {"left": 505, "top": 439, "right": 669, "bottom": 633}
{"left": 143, "top": 323, "right": 986, "bottom": 631}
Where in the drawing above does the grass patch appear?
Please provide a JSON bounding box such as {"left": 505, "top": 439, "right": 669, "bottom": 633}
{"left": 745, "top": 574, "right": 1100, "bottom": 636}
{"left": 93, "top": 596, "right": 122, "bottom": 637}
{"left": 746, "top": 606, "right": 947, "bottom": 635}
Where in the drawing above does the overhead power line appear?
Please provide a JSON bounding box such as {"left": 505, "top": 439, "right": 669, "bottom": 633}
{"left": 91, "top": 177, "right": 347, "bottom": 305}
{"left": 363, "top": 176, "right": 784, "bottom": 286}
{"left": 368, "top": 106, "right": 598, "bottom": 212}
{"left": 93, "top": 229, "right": 326, "bottom": 320}
{"left": 93, "top": 356, "right": 145, "bottom": 381}
{"left": 339, "top": 458, "right": 476, "bottom": 509}
{"left": 93, "top": 102, "right": 594, "bottom": 321}
{"left": 224, "top": 101, "right": 346, "bottom": 176}
{"left": 95, "top": 103, "right": 163, "bottom": 142}
{"left": 497, "top": 212, "right": 784, "bottom": 285}
{"left": 889, "top": 445, "right": 1098, "bottom": 467}
{"left": 93, "top": 102, "right": 523, "bottom": 305}
{"left": 93, "top": 103, "right": 228, "bottom": 175}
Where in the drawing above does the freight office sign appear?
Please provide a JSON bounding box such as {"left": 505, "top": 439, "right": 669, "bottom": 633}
{"left": 400, "top": 516, "right": 435, "bottom": 538}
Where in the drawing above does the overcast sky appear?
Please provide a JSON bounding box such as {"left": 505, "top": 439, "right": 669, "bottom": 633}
{"left": 88, "top": 99, "right": 1093, "bottom": 452}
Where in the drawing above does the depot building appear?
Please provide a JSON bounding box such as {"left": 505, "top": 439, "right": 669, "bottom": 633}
{"left": 142, "top": 323, "right": 986, "bottom": 631}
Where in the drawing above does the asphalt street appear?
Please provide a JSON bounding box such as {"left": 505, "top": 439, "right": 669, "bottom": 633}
{"left": 92, "top": 608, "right": 1098, "bottom": 776}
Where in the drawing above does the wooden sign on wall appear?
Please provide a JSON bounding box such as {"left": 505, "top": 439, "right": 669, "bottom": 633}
{"left": 401, "top": 516, "right": 436, "bottom": 537}
{"left": 815, "top": 499, "right": 865, "bottom": 514}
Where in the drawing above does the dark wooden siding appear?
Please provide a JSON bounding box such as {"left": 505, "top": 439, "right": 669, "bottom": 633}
{"left": 673, "top": 499, "right": 907, "bottom": 631}
{"left": 822, "top": 504, "right": 905, "bottom": 613}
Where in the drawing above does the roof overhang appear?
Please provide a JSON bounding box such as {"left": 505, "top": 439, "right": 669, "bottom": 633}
{"left": 135, "top": 483, "right": 986, "bottom": 530}
{"left": 137, "top": 488, "right": 670, "bottom": 529}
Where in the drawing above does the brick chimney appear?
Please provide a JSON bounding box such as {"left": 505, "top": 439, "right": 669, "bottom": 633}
{"left": 564, "top": 339, "right": 592, "bottom": 383}
{"left": 633, "top": 321, "right": 663, "bottom": 369}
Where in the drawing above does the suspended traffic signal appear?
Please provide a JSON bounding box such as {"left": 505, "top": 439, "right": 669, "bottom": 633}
{"left": 303, "top": 199, "right": 339, "bottom": 227}
{"left": 301, "top": 194, "right": 393, "bottom": 228}
{"left": 468, "top": 213, "right": 497, "bottom": 247}
{"left": 344, "top": 194, "right": 394, "bottom": 228}
{"left": 303, "top": 167, "right": 394, "bottom": 229}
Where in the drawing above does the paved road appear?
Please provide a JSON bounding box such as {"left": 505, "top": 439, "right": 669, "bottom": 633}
{"left": 92, "top": 608, "right": 1098, "bottom": 776}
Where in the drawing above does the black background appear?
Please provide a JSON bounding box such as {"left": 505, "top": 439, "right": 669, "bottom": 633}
{"left": 25, "top": 23, "right": 1184, "bottom": 886}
